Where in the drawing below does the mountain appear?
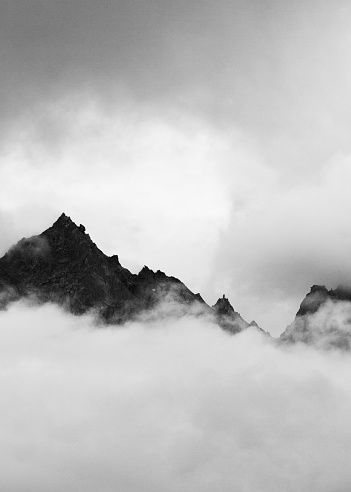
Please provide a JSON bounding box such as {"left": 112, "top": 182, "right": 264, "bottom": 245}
{"left": 280, "top": 284, "right": 351, "bottom": 349}
{"left": 0, "top": 213, "right": 253, "bottom": 334}
{"left": 212, "top": 295, "right": 253, "bottom": 333}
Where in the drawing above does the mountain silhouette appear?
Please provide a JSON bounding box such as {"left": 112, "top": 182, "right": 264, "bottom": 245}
{"left": 0, "top": 213, "right": 253, "bottom": 334}
{"left": 280, "top": 284, "right": 351, "bottom": 349}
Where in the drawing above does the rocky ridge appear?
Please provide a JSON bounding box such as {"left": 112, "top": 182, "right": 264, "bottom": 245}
{"left": 0, "top": 213, "right": 255, "bottom": 334}
{"left": 4, "top": 214, "right": 351, "bottom": 347}
{"left": 280, "top": 284, "right": 351, "bottom": 349}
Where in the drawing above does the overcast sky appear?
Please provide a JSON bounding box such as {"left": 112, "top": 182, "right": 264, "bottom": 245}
{"left": 2, "top": 0, "right": 351, "bottom": 334}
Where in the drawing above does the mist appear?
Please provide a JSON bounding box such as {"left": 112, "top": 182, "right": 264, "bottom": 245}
{"left": 0, "top": 300, "right": 351, "bottom": 491}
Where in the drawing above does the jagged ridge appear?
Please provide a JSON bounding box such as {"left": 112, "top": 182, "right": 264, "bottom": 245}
{"left": 0, "top": 213, "right": 254, "bottom": 334}
{"left": 280, "top": 284, "right": 351, "bottom": 349}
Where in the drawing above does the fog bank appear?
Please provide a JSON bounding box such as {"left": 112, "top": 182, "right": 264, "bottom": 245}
{"left": 1, "top": 302, "right": 351, "bottom": 491}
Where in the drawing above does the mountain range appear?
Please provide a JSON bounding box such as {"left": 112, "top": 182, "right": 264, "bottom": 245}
{"left": 0, "top": 214, "right": 254, "bottom": 334}
{"left": 1, "top": 213, "right": 350, "bottom": 348}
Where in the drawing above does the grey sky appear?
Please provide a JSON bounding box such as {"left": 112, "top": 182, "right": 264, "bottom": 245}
{"left": 1, "top": 0, "right": 351, "bottom": 333}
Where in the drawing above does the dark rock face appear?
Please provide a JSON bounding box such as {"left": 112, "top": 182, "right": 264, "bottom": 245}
{"left": 212, "top": 295, "right": 250, "bottom": 334}
{"left": 0, "top": 214, "right": 135, "bottom": 320}
{"left": 280, "top": 284, "right": 351, "bottom": 349}
{"left": 0, "top": 214, "right": 253, "bottom": 334}
{"left": 295, "top": 285, "right": 333, "bottom": 317}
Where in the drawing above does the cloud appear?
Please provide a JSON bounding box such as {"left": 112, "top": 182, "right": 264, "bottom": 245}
{"left": 2, "top": 0, "right": 351, "bottom": 174}
{"left": 6, "top": 235, "right": 49, "bottom": 260}
{"left": 1, "top": 301, "right": 351, "bottom": 491}
{"left": 3, "top": 98, "right": 351, "bottom": 334}
{"left": 212, "top": 155, "right": 351, "bottom": 335}
{"left": 0, "top": 102, "right": 258, "bottom": 296}
{"left": 282, "top": 299, "right": 351, "bottom": 350}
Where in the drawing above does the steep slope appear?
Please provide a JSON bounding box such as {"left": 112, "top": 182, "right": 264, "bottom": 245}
{"left": 0, "top": 213, "right": 253, "bottom": 333}
{"left": 280, "top": 284, "right": 351, "bottom": 349}
{"left": 212, "top": 295, "right": 250, "bottom": 334}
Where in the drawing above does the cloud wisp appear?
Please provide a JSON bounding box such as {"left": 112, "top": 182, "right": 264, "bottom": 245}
{"left": 1, "top": 300, "right": 351, "bottom": 491}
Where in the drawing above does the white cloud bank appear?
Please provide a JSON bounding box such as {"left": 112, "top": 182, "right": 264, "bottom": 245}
{"left": 1, "top": 301, "right": 351, "bottom": 491}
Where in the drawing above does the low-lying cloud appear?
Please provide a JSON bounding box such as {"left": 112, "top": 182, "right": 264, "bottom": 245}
{"left": 283, "top": 299, "right": 351, "bottom": 351}
{"left": 1, "top": 301, "right": 351, "bottom": 491}
{"left": 212, "top": 155, "right": 351, "bottom": 335}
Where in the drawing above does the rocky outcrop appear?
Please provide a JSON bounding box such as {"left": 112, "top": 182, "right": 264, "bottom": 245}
{"left": 0, "top": 213, "right": 254, "bottom": 334}
{"left": 212, "top": 295, "right": 250, "bottom": 333}
{"left": 280, "top": 284, "right": 351, "bottom": 349}
{"left": 295, "top": 285, "right": 333, "bottom": 317}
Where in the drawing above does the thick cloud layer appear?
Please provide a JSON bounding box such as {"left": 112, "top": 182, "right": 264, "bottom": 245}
{"left": 1, "top": 302, "right": 351, "bottom": 491}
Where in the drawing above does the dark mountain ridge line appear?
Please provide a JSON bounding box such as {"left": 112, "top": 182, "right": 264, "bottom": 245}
{"left": 2, "top": 213, "right": 351, "bottom": 348}
{"left": 0, "top": 213, "right": 258, "bottom": 335}
{"left": 280, "top": 284, "right": 351, "bottom": 349}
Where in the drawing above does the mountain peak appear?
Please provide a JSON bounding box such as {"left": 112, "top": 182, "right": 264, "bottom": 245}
{"left": 51, "top": 213, "right": 86, "bottom": 233}
{"left": 280, "top": 283, "right": 351, "bottom": 349}
{"left": 41, "top": 214, "right": 94, "bottom": 254}
{"left": 213, "top": 295, "right": 235, "bottom": 316}
{"left": 0, "top": 215, "right": 255, "bottom": 334}
{"left": 212, "top": 295, "right": 249, "bottom": 334}
{"left": 54, "top": 212, "right": 73, "bottom": 226}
